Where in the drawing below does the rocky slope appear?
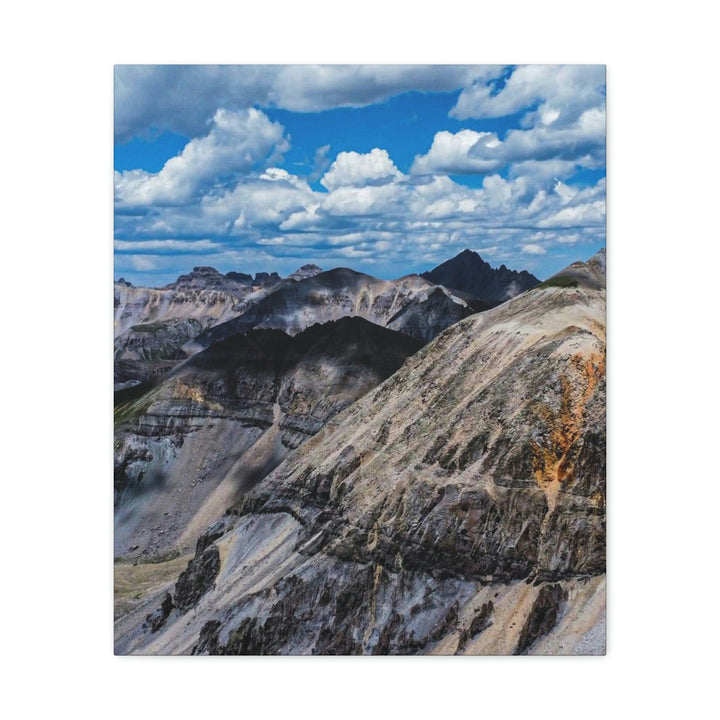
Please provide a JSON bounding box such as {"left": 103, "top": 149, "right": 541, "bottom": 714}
{"left": 114, "top": 318, "right": 204, "bottom": 387}
{"left": 196, "top": 268, "right": 477, "bottom": 346}
{"left": 114, "top": 317, "right": 422, "bottom": 567}
{"left": 538, "top": 247, "right": 606, "bottom": 290}
{"left": 115, "top": 251, "right": 606, "bottom": 655}
{"left": 386, "top": 287, "right": 490, "bottom": 344}
{"left": 422, "top": 249, "right": 540, "bottom": 304}
{"left": 114, "top": 267, "right": 288, "bottom": 386}
{"left": 115, "top": 271, "right": 244, "bottom": 338}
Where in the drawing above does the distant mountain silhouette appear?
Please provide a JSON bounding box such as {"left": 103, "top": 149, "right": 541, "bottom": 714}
{"left": 421, "top": 249, "right": 540, "bottom": 304}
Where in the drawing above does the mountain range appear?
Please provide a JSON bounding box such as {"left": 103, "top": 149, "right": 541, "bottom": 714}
{"left": 114, "top": 249, "right": 605, "bottom": 655}
{"left": 114, "top": 251, "right": 530, "bottom": 387}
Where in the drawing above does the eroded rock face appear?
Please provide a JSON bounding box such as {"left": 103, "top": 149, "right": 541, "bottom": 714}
{"left": 115, "top": 513, "right": 604, "bottom": 656}
{"left": 174, "top": 546, "right": 221, "bottom": 612}
{"left": 114, "top": 318, "right": 203, "bottom": 386}
{"left": 114, "top": 283, "right": 248, "bottom": 339}
{"left": 181, "top": 553, "right": 481, "bottom": 656}
{"left": 456, "top": 601, "right": 494, "bottom": 654}
{"left": 514, "top": 583, "right": 567, "bottom": 654}
{"left": 114, "top": 317, "right": 422, "bottom": 561}
{"left": 115, "top": 257, "right": 606, "bottom": 656}
{"left": 114, "top": 282, "right": 253, "bottom": 387}
{"left": 387, "top": 287, "right": 481, "bottom": 344}
{"left": 142, "top": 592, "right": 174, "bottom": 633}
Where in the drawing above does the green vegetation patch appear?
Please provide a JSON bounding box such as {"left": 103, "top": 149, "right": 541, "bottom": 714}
{"left": 114, "top": 382, "right": 156, "bottom": 426}
{"left": 114, "top": 552, "right": 193, "bottom": 617}
{"left": 536, "top": 275, "right": 580, "bottom": 289}
{"left": 130, "top": 322, "right": 168, "bottom": 334}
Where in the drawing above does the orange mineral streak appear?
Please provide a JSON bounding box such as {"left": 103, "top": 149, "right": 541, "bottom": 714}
{"left": 531, "top": 351, "right": 605, "bottom": 512}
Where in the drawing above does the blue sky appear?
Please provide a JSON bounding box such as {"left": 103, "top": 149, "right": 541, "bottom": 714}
{"left": 114, "top": 65, "right": 606, "bottom": 286}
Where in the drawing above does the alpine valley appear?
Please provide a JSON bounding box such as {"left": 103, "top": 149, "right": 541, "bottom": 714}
{"left": 114, "top": 248, "right": 606, "bottom": 655}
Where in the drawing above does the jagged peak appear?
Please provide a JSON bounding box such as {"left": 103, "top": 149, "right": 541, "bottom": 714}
{"left": 421, "top": 249, "right": 539, "bottom": 304}
{"left": 288, "top": 264, "right": 323, "bottom": 281}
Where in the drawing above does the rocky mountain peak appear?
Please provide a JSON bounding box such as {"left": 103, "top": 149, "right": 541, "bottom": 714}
{"left": 224, "top": 271, "right": 253, "bottom": 284}
{"left": 288, "top": 264, "right": 323, "bottom": 281}
{"left": 254, "top": 271, "right": 281, "bottom": 285}
{"left": 164, "top": 266, "right": 283, "bottom": 292}
{"left": 421, "top": 250, "right": 539, "bottom": 305}
{"left": 165, "top": 266, "right": 229, "bottom": 290}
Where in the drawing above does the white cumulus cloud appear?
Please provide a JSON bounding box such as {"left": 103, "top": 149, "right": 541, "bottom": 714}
{"left": 450, "top": 64, "right": 606, "bottom": 124}
{"left": 321, "top": 149, "right": 403, "bottom": 191}
{"left": 411, "top": 130, "right": 504, "bottom": 175}
{"left": 412, "top": 105, "right": 605, "bottom": 177}
{"left": 114, "top": 108, "right": 289, "bottom": 207}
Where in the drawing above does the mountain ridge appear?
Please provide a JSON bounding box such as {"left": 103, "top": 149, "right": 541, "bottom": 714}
{"left": 194, "top": 267, "right": 479, "bottom": 346}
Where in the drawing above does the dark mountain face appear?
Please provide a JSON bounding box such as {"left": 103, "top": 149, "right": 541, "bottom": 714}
{"left": 114, "top": 317, "right": 421, "bottom": 564}
{"left": 114, "top": 266, "right": 300, "bottom": 388}
{"left": 421, "top": 249, "right": 540, "bottom": 304}
{"left": 224, "top": 271, "right": 253, "bottom": 284}
{"left": 188, "top": 316, "right": 422, "bottom": 395}
{"left": 387, "top": 287, "right": 477, "bottom": 344}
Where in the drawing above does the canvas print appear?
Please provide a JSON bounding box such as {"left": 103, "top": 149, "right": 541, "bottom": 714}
{"left": 114, "top": 65, "right": 606, "bottom": 655}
